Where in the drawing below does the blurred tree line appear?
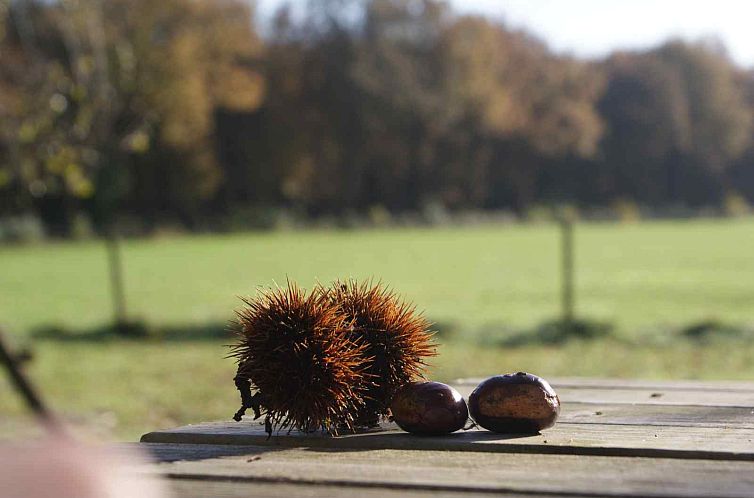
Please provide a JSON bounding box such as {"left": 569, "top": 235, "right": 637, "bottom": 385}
{"left": 1, "top": 0, "right": 753, "bottom": 236}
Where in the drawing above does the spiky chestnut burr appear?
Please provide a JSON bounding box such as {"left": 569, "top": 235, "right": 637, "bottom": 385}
{"left": 320, "top": 279, "right": 436, "bottom": 426}
{"left": 230, "top": 282, "right": 369, "bottom": 435}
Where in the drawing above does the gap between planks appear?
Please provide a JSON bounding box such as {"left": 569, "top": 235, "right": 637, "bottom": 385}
{"left": 165, "top": 478, "right": 578, "bottom": 498}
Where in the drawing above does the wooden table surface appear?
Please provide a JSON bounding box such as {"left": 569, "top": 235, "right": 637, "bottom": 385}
{"left": 137, "top": 378, "right": 754, "bottom": 498}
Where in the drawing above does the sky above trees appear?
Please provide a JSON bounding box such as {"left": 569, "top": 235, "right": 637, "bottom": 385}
{"left": 256, "top": 0, "right": 754, "bottom": 67}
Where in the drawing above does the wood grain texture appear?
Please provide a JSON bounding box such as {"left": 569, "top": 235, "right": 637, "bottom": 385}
{"left": 140, "top": 420, "right": 754, "bottom": 461}
{"left": 136, "top": 443, "right": 754, "bottom": 498}
{"left": 562, "top": 402, "right": 754, "bottom": 428}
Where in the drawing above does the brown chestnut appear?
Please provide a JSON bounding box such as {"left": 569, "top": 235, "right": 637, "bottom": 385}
{"left": 390, "top": 381, "right": 468, "bottom": 435}
{"left": 468, "top": 372, "right": 560, "bottom": 433}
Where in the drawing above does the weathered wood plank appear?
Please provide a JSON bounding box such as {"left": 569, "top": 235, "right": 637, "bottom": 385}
{"left": 140, "top": 421, "right": 754, "bottom": 460}
{"left": 454, "top": 378, "right": 754, "bottom": 392}
{"left": 137, "top": 443, "right": 754, "bottom": 498}
{"left": 136, "top": 379, "right": 754, "bottom": 497}
{"left": 561, "top": 402, "right": 754, "bottom": 429}
{"left": 451, "top": 384, "right": 754, "bottom": 407}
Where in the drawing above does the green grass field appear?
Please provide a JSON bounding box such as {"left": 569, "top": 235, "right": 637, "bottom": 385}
{"left": 2, "top": 219, "right": 754, "bottom": 440}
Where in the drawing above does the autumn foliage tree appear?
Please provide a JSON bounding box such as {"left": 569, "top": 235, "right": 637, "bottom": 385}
{"left": 253, "top": 0, "right": 605, "bottom": 215}
{"left": 0, "top": 0, "right": 263, "bottom": 233}
{"left": 599, "top": 40, "right": 751, "bottom": 206}
{"left": 2, "top": 0, "right": 754, "bottom": 234}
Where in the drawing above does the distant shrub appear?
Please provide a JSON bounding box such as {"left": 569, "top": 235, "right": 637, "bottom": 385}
{"left": 115, "top": 215, "right": 149, "bottom": 237}
{"left": 0, "top": 215, "right": 46, "bottom": 243}
{"left": 680, "top": 319, "right": 753, "bottom": 343}
{"left": 556, "top": 204, "right": 581, "bottom": 223}
{"left": 368, "top": 205, "right": 392, "bottom": 227}
{"left": 489, "top": 317, "right": 615, "bottom": 347}
{"left": 70, "top": 213, "right": 95, "bottom": 240}
{"left": 530, "top": 318, "right": 613, "bottom": 344}
{"left": 420, "top": 200, "right": 450, "bottom": 225}
{"left": 226, "top": 206, "right": 289, "bottom": 231}
{"left": 611, "top": 199, "right": 642, "bottom": 223}
{"left": 525, "top": 204, "right": 580, "bottom": 224}
{"left": 338, "top": 209, "right": 367, "bottom": 229}
{"left": 525, "top": 205, "right": 555, "bottom": 223}
{"left": 724, "top": 193, "right": 750, "bottom": 218}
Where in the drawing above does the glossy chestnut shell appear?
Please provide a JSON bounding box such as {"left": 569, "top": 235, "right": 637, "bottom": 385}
{"left": 468, "top": 372, "right": 560, "bottom": 433}
{"left": 390, "top": 381, "right": 468, "bottom": 435}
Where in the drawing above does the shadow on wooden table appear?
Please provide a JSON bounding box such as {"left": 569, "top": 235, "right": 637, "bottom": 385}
{"left": 298, "top": 429, "right": 538, "bottom": 454}
{"left": 139, "top": 443, "right": 291, "bottom": 463}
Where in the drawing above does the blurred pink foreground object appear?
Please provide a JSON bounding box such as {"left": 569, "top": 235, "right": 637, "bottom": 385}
{"left": 0, "top": 437, "right": 171, "bottom": 498}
